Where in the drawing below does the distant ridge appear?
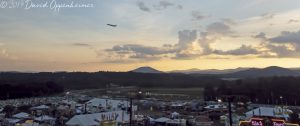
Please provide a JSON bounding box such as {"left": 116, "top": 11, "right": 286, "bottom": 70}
{"left": 130, "top": 66, "right": 163, "bottom": 73}
{"left": 169, "top": 67, "right": 249, "bottom": 74}
{"left": 225, "top": 66, "right": 299, "bottom": 78}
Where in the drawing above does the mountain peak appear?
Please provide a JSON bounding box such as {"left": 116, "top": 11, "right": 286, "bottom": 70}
{"left": 130, "top": 66, "right": 163, "bottom": 73}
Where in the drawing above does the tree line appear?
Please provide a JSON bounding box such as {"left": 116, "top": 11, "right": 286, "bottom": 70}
{"left": 0, "top": 81, "right": 64, "bottom": 100}
{"left": 203, "top": 76, "right": 300, "bottom": 106}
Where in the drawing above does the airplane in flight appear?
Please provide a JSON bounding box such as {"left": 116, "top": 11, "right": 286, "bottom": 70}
{"left": 107, "top": 24, "right": 117, "bottom": 27}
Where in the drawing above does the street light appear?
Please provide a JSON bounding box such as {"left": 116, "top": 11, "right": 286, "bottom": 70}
{"left": 218, "top": 99, "right": 222, "bottom": 103}
{"left": 280, "top": 96, "right": 283, "bottom": 105}
{"left": 129, "top": 90, "right": 143, "bottom": 126}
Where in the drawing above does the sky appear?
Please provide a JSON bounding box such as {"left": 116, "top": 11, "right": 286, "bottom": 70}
{"left": 1, "top": 0, "right": 300, "bottom": 72}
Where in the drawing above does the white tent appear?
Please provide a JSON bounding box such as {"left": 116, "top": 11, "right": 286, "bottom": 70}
{"left": 204, "top": 104, "right": 227, "bottom": 110}
{"left": 171, "top": 112, "right": 179, "bottom": 118}
{"left": 66, "top": 111, "right": 129, "bottom": 126}
{"left": 13, "top": 112, "right": 30, "bottom": 119}
{"left": 4, "top": 118, "right": 21, "bottom": 124}
{"left": 34, "top": 115, "right": 56, "bottom": 121}
{"left": 154, "top": 117, "right": 171, "bottom": 123}
{"left": 171, "top": 112, "right": 179, "bottom": 116}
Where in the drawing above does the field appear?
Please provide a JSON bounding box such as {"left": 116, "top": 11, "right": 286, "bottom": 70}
{"left": 71, "top": 87, "right": 204, "bottom": 100}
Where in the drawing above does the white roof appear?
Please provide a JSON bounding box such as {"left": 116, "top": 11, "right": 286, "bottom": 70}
{"left": 32, "top": 105, "right": 49, "bottom": 110}
{"left": 13, "top": 112, "right": 30, "bottom": 119}
{"left": 204, "top": 104, "right": 227, "bottom": 109}
{"left": 61, "top": 100, "right": 77, "bottom": 105}
{"left": 5, "top": 118, "right": 21, "bottom": 123}
{"left": 166, "top": 119, "right": 185, "bottom": 124}
{"left": 154, "top": 117, "right": 171, "bottom": 123}
{"left": 245, "top": 107, "right": 291, "bottom": 119}
{"left": 34, "top": 115, "right": 56, "bottom": 121}
{"left": 86, "top": 98, "right": 129, "bottom": 111}
{"left": 171, "top": 112, "right": 179, "bottom": 115}
{"left": 66, "top": 111, "right": 129, "bottom": 126}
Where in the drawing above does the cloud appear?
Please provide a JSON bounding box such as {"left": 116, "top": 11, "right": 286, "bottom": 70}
{"left": 104, "top": 23, "right": 300, "bottom": 62}
{"left": 177, "top": 5, "right": 183, "bottom": 10}
{"left": 1, "top": 49, "right": 9, "bottom": 57}
{"left": 0, "top": 48, "right": 18, "bottom": 60}
{"left": 214, "top": 45, "right": 259, "bottom": 55}
{"left": 105, "top": 30, "right": 199, "bottom": 61}
{"left": 103, "top": 44, "right": 175, "bottom": 63}
{"left": 206, "top": 22, "right": 233, "bottom": 35}
{"left": 221, "top": 18, "right": 237, "bottom": 25}
{"left": 253, "top": 32, "right": 267, "bottom": 40}
{"left": 288, "top": 19, "right": 299, "bottom": 24}
{"left": 173, "top": 52, "right": 200, "bottom": 60}
{"left": 153, "top": 1, "right": 174, "bottom": 10}
{"left": 136, "top": 1, "right": 151, "bottom": 12}
{"left": 269, "top": 30, "right": 300, "bottom": 44}
{"left": 191, "top": 11, "right": 209, "bottom": 21}
{"left": 177, "top": 30, "right": 197, "bottom": 49}
{"left": 264, "top": 43, "right": 297, "bottom": 57}
{"left": 106, "top": 44, "right": 176, "bottom": 55}
{"left": 261, "top": 12, "right": 275, "bottom": 19}
{"left": 72, "top": 43, "right": 92, "bottom": 47}
{"left": 195, "top": 22, "right": 234, "bottom": 56}
{"left": 198, "top": 32, "right": 214, "bottom": 55}
{"left": 251, "top": 31, "right": 300, "bottom": 58}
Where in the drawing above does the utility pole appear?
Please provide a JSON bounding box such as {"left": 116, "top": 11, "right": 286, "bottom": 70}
{"left": 129, "top": 97, "right": 133, "bottom": 126}
{"left": 228, "top": 96, "right": 234, "bottom": 126}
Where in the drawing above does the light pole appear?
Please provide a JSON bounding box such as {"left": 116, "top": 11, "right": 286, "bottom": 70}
{"left": 280, "top": 96, "right": 283, "bottom": 105}
{"left": 129, "top": 90, "right": 142, "bottom": 126}
{"left": 227, "top": 96, "right": 234, "bottom": 126}
{"left": 129, "top": 97, "right": 133, "bottom": 126}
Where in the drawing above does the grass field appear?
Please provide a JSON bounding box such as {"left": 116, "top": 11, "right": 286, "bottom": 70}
{"left": 71, "top": 87, "right": 204, "bottom": 100}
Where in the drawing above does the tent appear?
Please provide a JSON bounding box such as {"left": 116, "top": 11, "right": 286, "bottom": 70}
{"left": 13, "top": 112, "right": 30, "bottom": 119}
{"left": 171, "top": 112, "right": 180, "bottom": 119}
{"left": 34, "top": 115, "right": 56, "bottom": 121}
{"left": 4, "top": 118, "right": 21, "bottom": 125}
{"left": 154, "top": 117, "right": 171, "bottom": 123}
